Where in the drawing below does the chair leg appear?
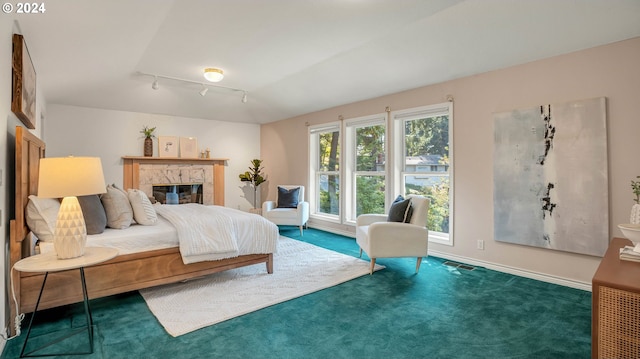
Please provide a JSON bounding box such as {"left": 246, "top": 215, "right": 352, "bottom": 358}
{"left": 370, "top": 258, "right": 376, "bottom": 275}
{"left": 415, "top": 257, "right": 422, "bottom": 273}
{"left": 299, "top": 225, "right": 304, "bottom": 236}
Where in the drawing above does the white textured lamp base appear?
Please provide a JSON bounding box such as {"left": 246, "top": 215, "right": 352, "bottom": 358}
{"left": 54, "top": 196, "right": 87, "bottom": 259}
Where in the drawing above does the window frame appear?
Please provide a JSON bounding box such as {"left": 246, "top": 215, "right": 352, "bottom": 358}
{"left": 344, "top": 113, "right": 387, "bottom": 224}
{"left": 391, "top": 103, "right": 454, "bottom": 246}
{"left": 308, "top": 122, "right": 342, "bottom": 223}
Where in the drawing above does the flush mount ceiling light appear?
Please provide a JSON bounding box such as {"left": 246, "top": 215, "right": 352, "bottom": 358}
{"left": 203, "top": 68, "right": 224, "bottom": 82}
{"left": 136, "top": 71, "right": 248, "bottom": 103}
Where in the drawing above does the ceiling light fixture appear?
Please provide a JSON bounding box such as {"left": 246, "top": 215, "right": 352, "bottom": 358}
{"left": 204, "top": 68, "right": 224, "bottom": 82}
{"left": 136, "top": 71, "right": 248, "bottom": 103}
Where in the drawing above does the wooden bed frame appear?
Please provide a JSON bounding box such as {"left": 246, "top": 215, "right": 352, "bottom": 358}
{"left": 8, "top": 126, "right": 273, "bottom": 334}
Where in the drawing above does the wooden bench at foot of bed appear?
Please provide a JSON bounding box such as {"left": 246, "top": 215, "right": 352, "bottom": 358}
{"left": 15, "top": 247, "right": 273, "bottom": 313}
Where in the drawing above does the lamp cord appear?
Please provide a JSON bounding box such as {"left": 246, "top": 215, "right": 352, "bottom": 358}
{"left": 1, "top": 266, "right": 25, "bottom": 341}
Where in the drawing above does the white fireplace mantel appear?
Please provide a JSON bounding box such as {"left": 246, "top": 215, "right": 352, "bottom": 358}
{"left": 122, "top": 156, "right": 228, "bottom": 206}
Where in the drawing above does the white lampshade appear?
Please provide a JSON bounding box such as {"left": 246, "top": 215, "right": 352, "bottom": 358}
{"left": 37, "top": 157, "right": 106, "bottom": 259}
{"left": 38, "top": 157, "right": 106, "bottom": 198}
{"left": 204, "top": 68, "right": 224, "bottom": 82}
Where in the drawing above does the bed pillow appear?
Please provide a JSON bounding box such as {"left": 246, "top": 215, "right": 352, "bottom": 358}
{"left": 77, "top": 195, "right": 107, "bottom": 234}
{"left": 387, "top": 195, "right": 413, "bottom": 223}
{"left": 128, "top": 189, "right": 158, "bottom": 225}
{"left": 101, "top": 184, "right": 134, "bottom": 229}
{"left": 277, "top": 186, "right": 300, "bottom": 208}
{"left": 25, "top": 195, "right": 60, "bottom": 242}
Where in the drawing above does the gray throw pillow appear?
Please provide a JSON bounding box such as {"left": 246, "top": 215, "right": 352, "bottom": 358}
{"left": 78, "top": 195, "right": 107, "bottom": 234}
{"left": 387, "top": 195, "right": 413, "bottom": 223}
{"left": 101, "top": 184, "right": 134, "bottom": 229}
{"left": 277, "top": 186, "right": 300, "bottom": 208}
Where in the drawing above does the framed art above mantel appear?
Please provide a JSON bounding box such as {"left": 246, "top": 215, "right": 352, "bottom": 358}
{"left": 11, "top": 34, "right": 36, "bottom": 129}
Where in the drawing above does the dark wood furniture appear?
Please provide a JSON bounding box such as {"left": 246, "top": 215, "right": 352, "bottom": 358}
{"left": 592, "top": 237, "right": 640, "bottom": 358}
{"left": 8, "top": 127, "right": 274, "bottom": 336}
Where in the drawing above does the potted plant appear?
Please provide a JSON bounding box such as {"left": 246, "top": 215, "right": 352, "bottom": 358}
{"left": 631, "top": 176, "right": 640, "bottom": 224}
{"left": 239, "top": 159, "right": 265, "bottom": 210}
{"left": 140, "top": 126, "right": 156, "bottom": 157}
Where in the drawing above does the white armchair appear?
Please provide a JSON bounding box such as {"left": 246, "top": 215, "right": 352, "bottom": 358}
{"left": 356, "top": 195, "right": 430, "bottom": 274}
{"left": 263, "top": 185, "right": 310, "bottom": 236}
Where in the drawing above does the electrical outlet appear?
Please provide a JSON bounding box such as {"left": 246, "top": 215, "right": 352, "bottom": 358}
{"left": 477, "top": 239, "right": 484, "bottom": 250}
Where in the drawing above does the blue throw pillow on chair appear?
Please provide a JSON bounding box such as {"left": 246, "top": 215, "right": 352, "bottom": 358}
{"left": 277, "top": 186, "right": 300, "bottom": 208}
{"left": 387, "top": 195, "right": 413, "bottom": 223}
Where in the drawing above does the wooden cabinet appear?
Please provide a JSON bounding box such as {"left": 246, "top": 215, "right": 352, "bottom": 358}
{"left": 592, "top": 237, "right": 640, "bottom": 358}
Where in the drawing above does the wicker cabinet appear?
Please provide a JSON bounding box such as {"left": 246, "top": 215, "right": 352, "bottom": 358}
{"left": 592, "top": 237, "right": 640, "bottom": 358}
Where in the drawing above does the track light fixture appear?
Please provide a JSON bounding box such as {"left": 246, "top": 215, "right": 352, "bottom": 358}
{"left": 137, "top": 71, "right": 247, "bottom": 103}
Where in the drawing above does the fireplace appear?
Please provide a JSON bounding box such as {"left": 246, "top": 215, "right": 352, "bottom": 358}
{"left": 152, "top": 184, "right": 203, "bottom": 204}
{"left": 122, "top": 156, "right": 227, "bottom": 206}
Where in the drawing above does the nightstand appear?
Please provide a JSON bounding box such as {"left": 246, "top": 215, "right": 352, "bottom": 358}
{"left": 14, "top": 247, "right": 118, "bottom": 358}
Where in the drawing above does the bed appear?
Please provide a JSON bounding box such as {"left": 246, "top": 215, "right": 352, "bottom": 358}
{"left": 8, "top": 126, "right": 278, "bottom": 334}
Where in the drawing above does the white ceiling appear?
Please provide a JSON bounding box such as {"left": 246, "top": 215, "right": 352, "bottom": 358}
{"left": 15, "top": 0, "right": 640, "bottom": 125}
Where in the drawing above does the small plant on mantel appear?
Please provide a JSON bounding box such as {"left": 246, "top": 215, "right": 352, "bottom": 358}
{"left": 239, "top": 159, "right": 265, "bottom": 209}
{"left": 631, "top": 176, "right": 640, "bottom": 224}
{"left": 140, "top": 126, "right": 156, "bottom": 157}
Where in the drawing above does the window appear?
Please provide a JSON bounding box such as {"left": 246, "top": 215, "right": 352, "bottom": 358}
{"left": 393, "top": 103, "right": 453, "bottom": 245}
{"left": 309, "top": 123, "right": 341, "bottom": 221}
{"left": 345, "top": 114, "right": 386, "bottom": 222}
{"left": 308, "top": 103, "right": 453, "bottom": 246}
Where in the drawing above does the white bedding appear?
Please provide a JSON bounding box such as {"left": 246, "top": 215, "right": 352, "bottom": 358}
{"left": 155, "top": 204, "right": 277, "bottom": 264}
{"left": 40, "top": 205, "right": 279, "bottom": 263}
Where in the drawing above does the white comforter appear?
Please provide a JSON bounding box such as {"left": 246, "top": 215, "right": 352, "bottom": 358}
{"left": 154, "top": 204, "right": 278, "bottom": 264}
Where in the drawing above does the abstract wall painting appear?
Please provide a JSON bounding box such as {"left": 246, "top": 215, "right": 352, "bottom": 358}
{"left": 493, "top": 97, "right": 608, "bottom": 257}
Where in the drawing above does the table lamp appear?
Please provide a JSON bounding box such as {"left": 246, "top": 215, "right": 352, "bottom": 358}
{"left": 37, "top": 157, "right": 106, "bottom": 259}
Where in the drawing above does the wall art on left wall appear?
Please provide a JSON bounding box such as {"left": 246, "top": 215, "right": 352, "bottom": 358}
{"left": 12, "top": 34, "right": 36, "bottom": 129}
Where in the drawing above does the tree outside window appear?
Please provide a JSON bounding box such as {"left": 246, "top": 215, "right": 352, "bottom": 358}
{"left": 404, "top": 115, "right": 450, "bottom": 234}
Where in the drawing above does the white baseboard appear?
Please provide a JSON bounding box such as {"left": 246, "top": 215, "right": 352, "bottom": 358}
{"left": 306, "top": 224, "right": 592, "bottom": 292}
{"left": 428, "top": 249, "right": 592, "bottom": 292}
{"left": 307, "top": 223, "right": 354, "bottom": 238}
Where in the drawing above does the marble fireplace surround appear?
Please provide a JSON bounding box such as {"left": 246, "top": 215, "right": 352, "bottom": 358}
{"left": 122, "top": 157, "right": 227, "bottom": 206}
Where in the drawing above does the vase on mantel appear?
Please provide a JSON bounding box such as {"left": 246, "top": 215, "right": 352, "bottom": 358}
{"left": 631, "top": 204, "right": 640, "bottom": 224}
{"left": 144, "top": 137, "right": 153, "bottom": 157}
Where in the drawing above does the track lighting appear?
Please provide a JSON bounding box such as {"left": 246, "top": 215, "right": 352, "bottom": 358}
{"left": 137, "top": 71, "right": 248, "bottom": 103}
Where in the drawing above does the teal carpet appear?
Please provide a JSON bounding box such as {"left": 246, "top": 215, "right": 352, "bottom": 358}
{"left": 2, "top": 227, "right": 591, "bottom": 359}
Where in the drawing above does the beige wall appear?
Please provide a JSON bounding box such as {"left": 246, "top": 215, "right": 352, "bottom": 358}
{"left": 261, "top": 36, "right": 640, "bottom": 288}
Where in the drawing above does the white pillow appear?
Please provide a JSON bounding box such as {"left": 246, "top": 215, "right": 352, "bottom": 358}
{"left": 100, "top": 184, "right": 134, "bottom": 229}
{"left": 127, "top": 189, "right": 158, "bottom": 225}
{"left": 26, "top": 195, "right": 60, "bottom": 242}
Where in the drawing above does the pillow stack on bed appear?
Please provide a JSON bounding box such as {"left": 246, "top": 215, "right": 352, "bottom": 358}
{"left": 26, "top": 184, "right": 158, "bottom": 243}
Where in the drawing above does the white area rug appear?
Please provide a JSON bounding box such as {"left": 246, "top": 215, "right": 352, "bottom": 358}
{"left": 139, "top": 236, "right": 383, "bottom": 336}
